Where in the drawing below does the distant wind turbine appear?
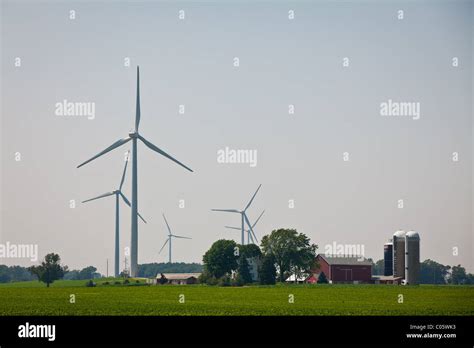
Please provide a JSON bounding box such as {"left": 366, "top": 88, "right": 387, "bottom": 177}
{"left": 225, "top": 210, "right": 264, "bottom": 244}
{"left": 212, "top": 184, "right": 262, "bottom": 245}
{"left": 159, "top": 214, "right": 191, "bottom": 263}
{"left": 82, "top": 151, "right": 146, "bottom": 277}
{"left": 77, "top": 66, "right": 193, "bottom": 277}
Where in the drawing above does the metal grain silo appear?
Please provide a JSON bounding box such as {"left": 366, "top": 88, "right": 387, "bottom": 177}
{"left": 405, "top": 231, "right": 420, "bottom": 285}
{"left": 384, "top": 242, "right": 393, "bottom": 276}
{"left": 392, "top": 230, "right": 406, "bottom": 278}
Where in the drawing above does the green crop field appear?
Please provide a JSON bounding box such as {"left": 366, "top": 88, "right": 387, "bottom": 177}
{"left": 0, "top": 280, "right": 473, "bottom": 316}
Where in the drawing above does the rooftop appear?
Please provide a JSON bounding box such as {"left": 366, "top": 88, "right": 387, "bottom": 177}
{"left": 318, "top": 254, "right": 373, "bottom": 266}
{"left": 156, "top": 273, "right": 201, "bottom": 280}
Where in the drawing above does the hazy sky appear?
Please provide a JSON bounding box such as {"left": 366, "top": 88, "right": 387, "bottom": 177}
{"left": 1, "top": 0, "right": 473, "bottom": 274}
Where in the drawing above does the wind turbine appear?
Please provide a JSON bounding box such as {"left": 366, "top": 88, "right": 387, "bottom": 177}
{"left": 81, "top": 151, "right": 146, "bottom": 277}
{"left": 212, "top": 184, "right": 262, "bottom": 245}
{"left": 225, "top": 210, "right": 265, "bottom": 245}
{"left": 159, "top": 214, "right": 191, "bottom": 263}
{"left": 77, "top": 66, "right": 193, "bottom": 277}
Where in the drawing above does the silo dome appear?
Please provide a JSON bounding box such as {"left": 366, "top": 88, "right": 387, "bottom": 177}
{"left": 393, "top": 230, "right": 406, "bottom": 238}
{"left": 406, "top": 231, "right": 420, "bottom": 240}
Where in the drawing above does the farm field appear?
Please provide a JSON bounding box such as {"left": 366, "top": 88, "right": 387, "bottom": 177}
{"left": 0, "top": 281, "right": 473, "bottom": 316}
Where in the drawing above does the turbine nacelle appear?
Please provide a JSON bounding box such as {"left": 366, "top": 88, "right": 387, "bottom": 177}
{"left": 128, "top": 131, "right": 139, "bottom": 139}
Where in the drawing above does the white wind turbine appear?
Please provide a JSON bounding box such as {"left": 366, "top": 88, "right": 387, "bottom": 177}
{"left": 212, "top": 184, "right": 262, "bottom": 245}
{"left": 77, "top": 66, "right": 193, "bottom": 277}
{"left": 225, "top": 210, "right": 264, "bottom": 245}
{"left": 159, "top": 214, "right": 192, "bottom": 263}
{"left": 81, "top": 151, "right": 146, "bottom": 277}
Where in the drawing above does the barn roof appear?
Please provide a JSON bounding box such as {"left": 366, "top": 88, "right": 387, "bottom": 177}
{"left": 285, "top": 274, "right": 310, "bottom": 282}
{"left": 156, "top": 273, "right": 201, "bottom": 280}
{"left": 318, "top": 254, "right": 372, "bottom": 266}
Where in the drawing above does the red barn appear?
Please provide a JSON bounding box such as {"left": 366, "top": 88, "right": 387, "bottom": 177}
{"left": 314, "top": 254, "right": 372, "bottom": 284}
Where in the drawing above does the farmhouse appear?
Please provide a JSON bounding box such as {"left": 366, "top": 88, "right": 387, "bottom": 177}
{"left": 314, "top": 254, "right": 372, "bottom": 284}
{"left": 148, "top": 273, "right": 201, "bottom": 285}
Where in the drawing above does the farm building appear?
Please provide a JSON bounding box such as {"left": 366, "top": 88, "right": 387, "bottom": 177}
{"left": 148, "top": 273, "right": 201, "bottom": 285}
{"left": 372, "top": 275, "right": 404, "bottom": 285}
{"left": 285, "top": 274, "right": 311, "bottom": 284}
{"left": 314, "top": 254, "right": 372, "bottom": 284}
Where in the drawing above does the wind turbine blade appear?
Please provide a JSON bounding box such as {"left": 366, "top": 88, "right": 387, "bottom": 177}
{"left": 162, "top": 214, "right": 172, "bottom": 235}
{"left": 82, "top": 192, "right": 115, "bottom": 203}
{"left": 244, "top": 213, "right": 258, "bottom": 244}
{"left": 135, "top": 66, "right": 141, "bottom": 132}
{"left": 158, "top": 238, "right": 169, "bottom": 254}
{"left": 138, "top": 135, "right": 193, "bottom": 172}
{"left": 252, "top": 210, "right": 265, "bottom": 228}
{"left": 172, "top": 235, "right": 191, "bottom": 239}
{"left": 244, "top": 184, "right": 262, "bottom": 211}
{"left": 224, "top": 226, "right": 242, "bottom": 231}
{"left": 250, "top": 229, "right": 259, "bottom": 244}
{"left": 211, "top": 209, "right": 240, "bottom": 213}
{"left": 249, "top": 231, "right": 255, "bottom": 244}
{"left": 77, "top": 137, "right": 131, "bottom": 168}
{"left": 119, "top": 192, "right": 147, "bottom": 223}
{"left": 119, "top": 151, "right": 130, "bottom": 190}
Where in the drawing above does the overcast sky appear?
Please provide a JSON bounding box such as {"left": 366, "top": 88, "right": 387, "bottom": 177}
{"left": 1, "top": 0, "right": 473, "bottom": 274}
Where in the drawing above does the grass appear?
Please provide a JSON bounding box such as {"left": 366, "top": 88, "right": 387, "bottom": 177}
{"left": 0, "top": 280, "right": 472, "bottom": 315}
{"left": 0, "top": 278, "right": 147, "bottom": 288}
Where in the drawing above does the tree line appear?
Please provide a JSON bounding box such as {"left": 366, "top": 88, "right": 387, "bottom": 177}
{"left": 371, "top": 258, "right": 474, "bottom": 284}
{"left": 0, "top": 255, "right": 204, "bottom": 286}
{"left": 2, "top": 236, "right": 473, "bottom": 287}
{"left": 137, "top": 262, "right": 203, "bottom": 278}
{"left": 200, "top": 228, "right": 318, "bottom": 286}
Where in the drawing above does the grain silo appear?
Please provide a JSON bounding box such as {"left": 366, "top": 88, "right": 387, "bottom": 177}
{"left": 405, "top": 231, "right": 420, "bottom": 285}
{"left": 392, "top": 230, "right": 406, "bottom": 278}
{"left": 383, "top": 242, "right": 393, "bottom": 276}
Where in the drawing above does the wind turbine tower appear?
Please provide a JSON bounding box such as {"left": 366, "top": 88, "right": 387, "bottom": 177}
{"left": 159, "top": 214, "right": 192, "bottom": 263}
{"left": 81, "top": 151, "right": 146, "bottom": 277}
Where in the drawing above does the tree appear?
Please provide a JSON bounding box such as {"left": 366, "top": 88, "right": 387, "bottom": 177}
{"left": 258, "top": 254, "right": 276, "bottom": 285}
{"left": 198, "top": 270, "right": 217, "bottom": 285}
{"left": 371, "top": 259, "right": 384, "bottom": 275}
{"left": 63, "top": 270, "right": 80, "bottom": 280}
{"left": 236, "top": 256, "right": 252, "bottom": 285}
{"left": 202, "top": 240, "right": 238, "bottom": 279}
{"left": 79, "top": 266, "right": 98, "bottom": 280}
{"left": 28, "top": 253, "right": 67, "bottom": 287}
{"left": 0, "top": 265, "right": 36, "bottom": 283}
{"left": 158, "top": 273, "right": 168, "bottom": 285}
{"left": 0, "top": 265, "right": 11, "bottom": 283}
{"left": 420, "top": 259, "right": 450, "bottom": 284}
{"left": 137, "top": 262, "right": 203, "bottom": 278}
{"left": 239, "top": 244, "right": 262, "bottom": 258}
{"left": 449, "top": 265, "right": 468, "bottom": 284}
{"left": 465, "top": 274, "right": 474, "bottom": 284}
{"left": 318, "top": 272, "right": 328, "bottom": 284}
{"left": 261, "top": 229, "right": 318, "bottom": 283}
